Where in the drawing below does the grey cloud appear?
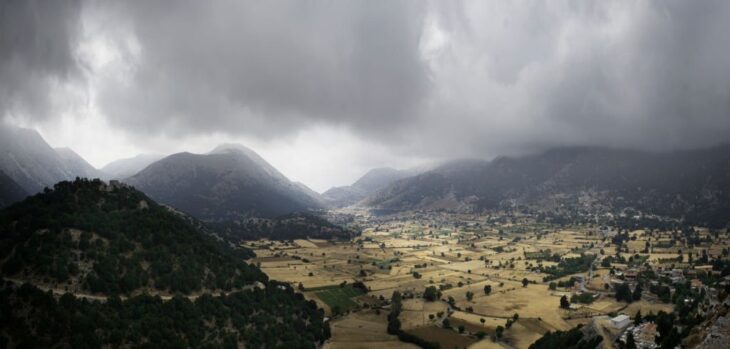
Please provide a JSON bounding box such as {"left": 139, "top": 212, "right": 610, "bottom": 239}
{"left": 2, "top": 0, "right": 730, "bottom": 163}
{"left": 0, "top": 0, "right": 83, "bottom": 120}
{"left": 407, "top": 0, "right": 730, "bottom": 159}
{"left": 95, "top": 0, "right": 428, "bottom": 138}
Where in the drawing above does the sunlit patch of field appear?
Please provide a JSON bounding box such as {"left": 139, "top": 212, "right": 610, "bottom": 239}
{"left": 294, "top": 239, "right": 318, "bottom": 248}
{"left": 457, "top": 283, "right": 573, "bottom": 331}
{"left": 399, "top": 298, "right": 448, "bottom": 330}
{"left": 325, "top": 311, "right": 419, "bottom": 349}
{"left": 622, "top": 300, "right": 674, "bottom": 316}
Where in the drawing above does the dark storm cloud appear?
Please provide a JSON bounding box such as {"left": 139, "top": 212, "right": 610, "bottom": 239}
{"left": 94, "top": 0, "right": 428, "bottom": 137}
{"left": 2, "top": 0, "right": 730, "bottom": 160}
{"left": 0, "top": 0, "right": 83, "bottom": 120}
{"left": 412, "top": 0, "right": 730, "bottom": 158}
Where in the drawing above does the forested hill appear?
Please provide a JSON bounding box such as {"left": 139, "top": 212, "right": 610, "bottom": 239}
{"left": 0, "top": 178, "right": 265, "bottom": 295}
{"left": 208, "top": 212, "right": 356, "bottom": 242}
{"left": 0, "top": 179, "right": 331, "bottom": 348}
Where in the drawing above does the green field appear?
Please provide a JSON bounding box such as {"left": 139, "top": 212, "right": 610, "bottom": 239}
{"left": 312, "top": 285, "right": 364, "bottom": 313}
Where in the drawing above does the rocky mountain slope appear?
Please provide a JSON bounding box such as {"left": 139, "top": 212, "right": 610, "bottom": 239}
{"left": 323, "top": 166, "right": 427, "bottom": 207}
{"left": 0, "top": 170, "right": 26, "bottom": 208}
{"left": 0, "top": 124, "right": 80, "bottom": 194}
{"left": 54, "top": 147, "right": 102, "bottom": 179}
{"left": 363, "top": 145, "right": 730, "bottom": 227}
{"left": 100, "top": 153, "right": 164, "bottom": 179}
{"left": 126, "top": 144, "right": 324, "bottom": 219}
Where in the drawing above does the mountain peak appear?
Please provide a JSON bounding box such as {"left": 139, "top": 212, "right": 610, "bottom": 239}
{"left": 209, "top": 143, "right": 256, "bottom": 155}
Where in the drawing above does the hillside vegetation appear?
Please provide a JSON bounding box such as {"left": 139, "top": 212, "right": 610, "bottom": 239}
{"left": 0, "top": 179, "right": 331, "bottom": 348}
{"left": 208, "top": 212, "right": 355, "bottom": 242}
{"left": 0, "top": 179, "right": 263, "bottom": 295}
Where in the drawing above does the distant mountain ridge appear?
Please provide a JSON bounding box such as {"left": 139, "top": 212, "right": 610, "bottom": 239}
{"left": 0, "top": 124, "right": 101, "bottom": 197}
{"left": 101, "top": 153, "right": 164, "bottom": 179}
{"left": 54, "top": 147, "right": 102, "bottom": 180}
{"left": 127, "top": 144, "right": 325, "bottom": 220}
{"left": 362, "top": 145, "right": 730, "bottom": 227}
{"left": 322, "top": 166, "right": 429, "bottom": 207}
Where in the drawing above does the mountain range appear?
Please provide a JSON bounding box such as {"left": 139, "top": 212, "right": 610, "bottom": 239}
{"left": 2, "top": 123, "right": 729, "bottom": 228}
{"left": 101, "top": 153, "right": 164, "bottom": 179}
{"left": 363, "top": 146, "right": 730, "bottom": 227}
{"left": 0, "top": 124, "right": 97, "bottom": 195}
{"left": 322, "top": 166, "right": 429, "bottom": 207}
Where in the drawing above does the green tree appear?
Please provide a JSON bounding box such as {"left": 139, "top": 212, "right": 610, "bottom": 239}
{"left": 484, "top": 284, "right": 492, "bottom": 295}
{"left": 632, "top": 284, "right": 643, "bottom": 301}
{"left": 495, "top": 325, "right": 504, "bottom": 340}
{"left": 624, "top": 332, "right": 637, "bottom": 349}
{"left": 634, "top": 310, "right": 642, "bottom": 325}
{"left": 560, "top": 295, "right": 570, "bottom": 309}
{"left": 423, "top": 286, "right": 440, "bottom": 302}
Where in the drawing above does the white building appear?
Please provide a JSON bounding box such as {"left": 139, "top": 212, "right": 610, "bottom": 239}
{"left": 611, "top": 314, "right": 631, "bottom": 329}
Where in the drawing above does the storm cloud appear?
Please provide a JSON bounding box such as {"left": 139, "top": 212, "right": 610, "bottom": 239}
{"left": 2, "top": 0, "right": 730, "bottom": 166}
{"left": 0, "top": 0, "right": 84, "bottom": 122}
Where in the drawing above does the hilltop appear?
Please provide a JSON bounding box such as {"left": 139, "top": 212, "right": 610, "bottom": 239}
{"left": 0, "top": 179, "right": 331, "bottom": 347}
{"left": 0, "top": 178, "right": 263, "bottom": 295}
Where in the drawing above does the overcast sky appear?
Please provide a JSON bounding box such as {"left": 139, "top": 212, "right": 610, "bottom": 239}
{"left": 2, "top": 0, "right": 730, "bottom": 192}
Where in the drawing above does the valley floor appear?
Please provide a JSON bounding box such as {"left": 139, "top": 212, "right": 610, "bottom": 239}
{"left": 243, "top": 211, "right": 722, "bottom": 348}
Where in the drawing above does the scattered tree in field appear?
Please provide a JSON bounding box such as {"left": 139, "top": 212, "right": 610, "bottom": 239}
{"left": 484, "top": 284, "right": 492, "bottom": 295}
{"left": 423, "top": 286, "right": 440, "bottom": 302}
{"left": 560, "top": 295, "right": 571, "bottom": 309}
{"left": 549, "top": 282, "right": 557, "bottom": 290}
{"left": 615, "top": 283, "right": 633, "bottom": 302}
{"left": 495, "top": 325, "right": 504, "bottom": 340}
{"left": 522, "top": 278, "right": 529, "bottom": 287}
{"left": 466, "top": 291, "right": 474, "bottom": 301}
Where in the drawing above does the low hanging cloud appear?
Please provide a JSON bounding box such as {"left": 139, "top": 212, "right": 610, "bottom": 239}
{"left": 2, "top": 0, "right": 730, "bottom": 162}
{"left": 0, "top": 0, "right": 84, "bottom": 122}
{"left": 92, "top": 0, "right": 429, "bottom": 138}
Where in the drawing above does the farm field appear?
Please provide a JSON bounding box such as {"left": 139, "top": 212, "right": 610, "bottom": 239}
{"left": 241, "top": 210, "right": 727, "bottom": 349}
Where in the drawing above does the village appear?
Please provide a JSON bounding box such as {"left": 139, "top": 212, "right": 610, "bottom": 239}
{"left": 246, "top": 210, "right": 730, "bottom": 349}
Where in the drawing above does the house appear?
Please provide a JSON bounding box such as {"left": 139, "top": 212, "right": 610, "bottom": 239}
{"left": 611, "top": 314, "right": 631, "bottom": 329}
{"left": 691, "top": 278, "right": 703, "bottom": 290}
